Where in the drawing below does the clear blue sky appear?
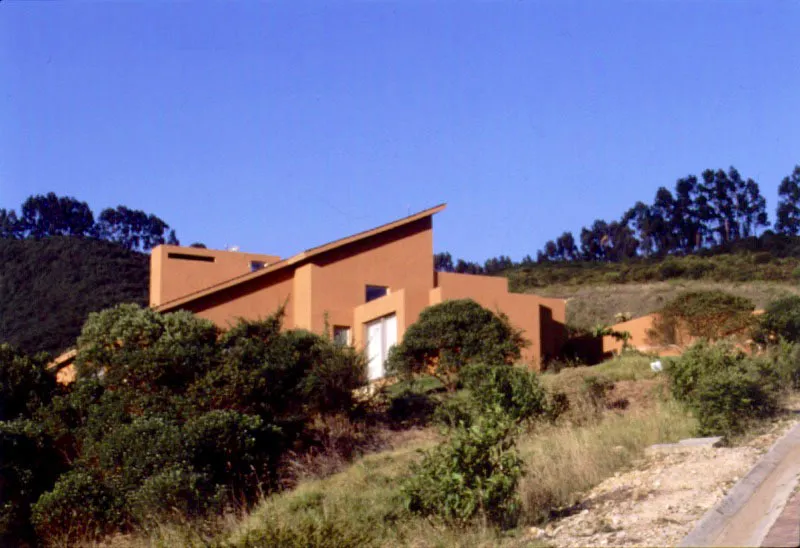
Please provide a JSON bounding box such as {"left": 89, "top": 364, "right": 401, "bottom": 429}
{"left": 2, "top": 1, "right": 798, "bottom": 262}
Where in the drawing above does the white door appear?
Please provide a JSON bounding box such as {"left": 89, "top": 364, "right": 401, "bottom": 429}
{"left": 365, "top": 314, "right": 397, "bottom": 381}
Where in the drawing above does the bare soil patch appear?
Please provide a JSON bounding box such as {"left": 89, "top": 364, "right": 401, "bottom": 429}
{"left": 527, "top": 418, "right": 798, "bottom": 547}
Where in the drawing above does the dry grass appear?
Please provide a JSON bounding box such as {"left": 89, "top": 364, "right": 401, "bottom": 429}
{"left": 531, "top": 280, "right": 799, "bottom": 329}
{"left": 517, "top": 401, "right": 695, "bottom": 524}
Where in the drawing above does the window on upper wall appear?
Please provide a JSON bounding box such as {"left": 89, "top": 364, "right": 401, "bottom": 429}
{"left": 250, "top": 261, "right": 267, "bottom": 272}
{"left": 365, "top": 285, "right": 389, "bottom": 302}
{"left": 333, "top": 326, "right": 351, "bottom": 346}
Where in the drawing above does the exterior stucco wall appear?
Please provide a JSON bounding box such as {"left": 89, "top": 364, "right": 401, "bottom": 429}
{"left": 434, "top": 272, "right": 566, "bottom": 369}
{"left": 179, "top": 269, "right": 295, "bottom": 329}
{"left": 150, "top": 245, "right": 280, "bottom": 307}
{"left": 307, "top": 217, "right": 434, "bottom": 335}
{"left": 352, "top": 290, "right": 407, "bottom": 349}
{"left": 149, "top": 212, "right": 566, "bottom": 371}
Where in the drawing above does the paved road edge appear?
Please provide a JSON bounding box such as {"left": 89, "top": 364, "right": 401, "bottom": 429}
{"left": 679, "top": 422, "right": 800, "bottom": 547}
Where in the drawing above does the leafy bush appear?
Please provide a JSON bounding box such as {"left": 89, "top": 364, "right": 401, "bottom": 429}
{"left": 755, "top": 295, "right": 800, "bottom": 343}
{"left": 402, "top": 416, "right": 523, "bottom": 527}
{"left": 183, "top": 410, "right": 281, "bottom": 496}
{"left": 386, "top": 299, "right": 527, "bottom": 392}
{"left": 433, "top": 395, "right": 475, "bottom": 429}
{"left": 768, "top": 340, "right": 800, "bottom": 391}
{"left": 128, "top": 465, "right": 222, "bottom": 525}
{"left": 0, "top": 343, "right": 58, "bottom": 421}
{"left": 0, "top": 420, "right": 66, "bottom": 546}
{"left": 20, "top": 305, "right": 370, "bottom": 544}
{"left": 665, "top": 341, "right": 782, "bottom": 437}
{"left": 460, "top": 363, "right": 550, "bottom": 425}
{"left": 31, "top": 470, "right": 124, "bottom": 543}
{"left": 76, "top": 303, "right": 219, "bottom": 391}
{"left": 387, "top": 390, "right": 438, "bottom": 428}
{"left": 649, "top": 290, "right": 755, "bottom": 345}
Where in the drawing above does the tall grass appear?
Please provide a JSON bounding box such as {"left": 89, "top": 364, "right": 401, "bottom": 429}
{"left": 517, "top": 401, "right": 695, "bottom": 523}
{"left": 172, "top": 404, "right": 692, "bottom": 547}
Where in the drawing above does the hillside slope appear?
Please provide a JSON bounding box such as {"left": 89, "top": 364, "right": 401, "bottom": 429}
{"left": 0, "top": 237, "right": 149, "bottom": 355}
{"left": 531, "top": 280, "right": 800, "bottom": 329}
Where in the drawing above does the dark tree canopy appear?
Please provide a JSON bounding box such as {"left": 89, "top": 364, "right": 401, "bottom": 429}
{"left": 96, "top": 206, "right": 179, "bottom": 251}
{"left": 1, "top": 193, "right": 180, "bottom": 252}
{"left": 18, "top": 193, "right": 96, "bottom": 239}
{"left": 776, "top": 166, "right": 800, "bottom": 236}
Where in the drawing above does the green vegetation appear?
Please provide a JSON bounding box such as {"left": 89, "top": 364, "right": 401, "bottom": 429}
{"left": 649, "top": 290, "right": 755, "bottom": 344}
{"left": 0, "top": 192, "right": 180, "bottom": 355}
{"left": 665, "top": 341, "right": 784, "bottom": 438}
{"left": 535, "top": 280, "right": 799, "bottom": 331}
{"left": 0, "top": 237, "right": 150, "bottom": 355}
{"left": 507, "top": 251, "right": 800, "bottom": 291}
{"left": 5, "top": 279, "right": 800, "bottom": 546}
{"left": 1, "top": 304, "right": 366, "bottom": 546}
{"left": 386, "top": 299, "right": 526, "bottom": 392}
{"left": 755, "top": 295, "right": 800, "bottom": 343}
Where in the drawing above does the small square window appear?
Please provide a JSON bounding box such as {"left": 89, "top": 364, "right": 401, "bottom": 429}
{"left": 333, "top": 326, "right": 351, "bottom": 346}
{"left": 366, "top": 285, "right": 389, "bottom": 302}
{"left": 250, "top": 261, "right": 267, "bottom": 272}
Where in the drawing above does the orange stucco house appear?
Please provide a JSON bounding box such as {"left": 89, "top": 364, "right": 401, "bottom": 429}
{"left": 150, "top": 204, "right": 565, "bottom": 378}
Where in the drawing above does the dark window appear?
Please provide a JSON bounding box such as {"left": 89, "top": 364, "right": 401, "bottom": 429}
{"left": 333, "top": 326, "right": 350, "bottom": 346}
{"left": 167, "top": 252, "right": 215, "bottom": 263}
{"left": 366, "top": 285, "right": 389, "bottom": 302}
{"left": 250, "top": 261, "right": 267, "bottom": 272}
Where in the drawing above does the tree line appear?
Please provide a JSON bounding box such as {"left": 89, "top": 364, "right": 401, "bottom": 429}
{"left": 435, "top": 165, "right": 800, "bottom": 273}
{"left": 0, "top": 192, "right": 179, "bottom": 252}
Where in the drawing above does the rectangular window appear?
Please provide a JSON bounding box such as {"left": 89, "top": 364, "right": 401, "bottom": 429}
{"left": 365, "top": 314, "right": 397, "bottom": 380}
{"left": 365, "top": 285, "right": 389, "bottom": 302}
{"left": 250, "top": 261, "right": 267, "bottom": 272}
{"left": 167, "top": 252, "right": 215, "bottom": 263}
{"left": 333, "top": 326, "right": 351, "bottom": 346}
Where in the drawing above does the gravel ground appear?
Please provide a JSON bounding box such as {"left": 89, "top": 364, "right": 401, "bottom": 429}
{"left": 524, "top": 419, "right": 798, "bottom": 547}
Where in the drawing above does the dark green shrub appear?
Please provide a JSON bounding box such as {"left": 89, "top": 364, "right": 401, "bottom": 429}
{"left": 387, "top": 390, "right": 437, "bottom": 428}
{"left": 31, "top": 470, "right": 124, "bottom": 543}
{"left": 16, "top": 306, "right": 373, "bottom": 543}
{"left": 386, "top": 299, "right": 527, "bottom": 392}
{"left": 666, "top": 341, "right": 782, "bottom": 437}
{"left": 0, "top": 420, "right": 66, "bottom": 546}
{"left": 184, "top": 410, "right": 281, "bottom": 495}
{"left": 771, "top": 341, "right": 800, "bottom": 390}
{"left": 649, "top": 290, "right": 755, "bottom": 344}
{"left": 402, "top": 416, "right": 523, "bottom": 527}
{"left": 0, "top": 343, "right": 58, "bottom": 421}
{"left": 460, "top": 363, "right": 549, "bottom": 425}
{"left": 87, "top": 416, "right": 188, "bottom": 494}
{"left": 432, "top": 395, "right": 474, "bottom": 429}
{"left": 755, "top": 295, "right": 800, "bottom": 343}
{"left": 76, "top": 304, "right": 219, "bottom": 391}
{"left": 128, "top": 465, "right": 222, "bottom": 524}
{"left": 693, "top": 366, "right": 780, "bottom": 436}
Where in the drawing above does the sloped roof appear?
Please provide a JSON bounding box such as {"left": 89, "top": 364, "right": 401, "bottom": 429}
{"left": 156, "top": 203, "right": 446, "bottom": 312}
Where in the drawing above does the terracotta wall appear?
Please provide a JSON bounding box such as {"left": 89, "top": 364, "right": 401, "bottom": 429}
{"left": 307, "top": 217, "right": 434, "bottom": 335}
{"left": 433, "top": 272, "right": 566, "bottom": 369}
{"left": 602, "top": 314, "right": 670, "bottom": 356}
{"left": 150, "top": 245, "right": 280, "bottom": 307}
{"left": 179, "top": 268, "right": 296, "bottom": 329}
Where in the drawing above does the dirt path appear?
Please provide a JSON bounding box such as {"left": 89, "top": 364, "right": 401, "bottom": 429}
{"left": 529, "top": 419, "right": 797, "bottom": 547}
